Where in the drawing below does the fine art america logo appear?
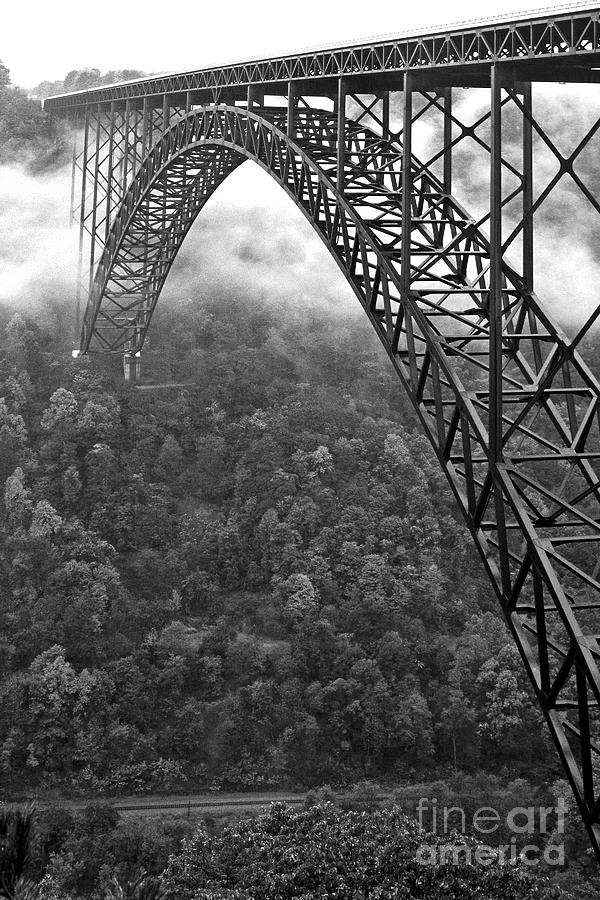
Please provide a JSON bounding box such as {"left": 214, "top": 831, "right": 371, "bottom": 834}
{"left": 415, "top": 797, "right": 566, "bottom": 867}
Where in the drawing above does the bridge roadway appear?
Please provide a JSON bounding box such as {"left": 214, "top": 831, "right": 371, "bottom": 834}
{"left": 44, "top": 3, "right": 600, "bottom": 112}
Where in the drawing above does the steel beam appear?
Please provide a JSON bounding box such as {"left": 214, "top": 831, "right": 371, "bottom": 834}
{"left": 522, "top": 82, "right": 534, "bottom": 292}
{"left": 75, "top": 107, "right": 89, "bottom": 342}
{"left": 442, "top": 87, "right": 452, "bottom": 196}
{"left": 44, "top": 7, "right": 600, "bottom": 112}
{"left": 401, "top": 73, "right": 413, "bottom": 305}
{"left": 287, "top": 81, "right": 298, "bottom": 138}
{"left": 336, "top": 78, "right": 346, "bottom": 192}
{"left": 88, "top": 106, "right": 102, "bottom": 298}
{"left": 381, "top": 90, "right": 390, "bottom": 140}
{"left": 489, "top": 65, "right": 503, "bottom": 466}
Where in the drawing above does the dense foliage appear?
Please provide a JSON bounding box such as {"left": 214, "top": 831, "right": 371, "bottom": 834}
{"left": 0, "top": 68, "right": 67, "bottom": 171}
{"left": 30, "top": 803, "right": 194, "bottom": 900}
{"left": 161, "top": 802, "right": 570, "bottom": 900}
{"left": 8, "top": 800, "right": 600, "bottom": 900}
{"left": 0, "top": 293, "right": 559, "bottom": 798}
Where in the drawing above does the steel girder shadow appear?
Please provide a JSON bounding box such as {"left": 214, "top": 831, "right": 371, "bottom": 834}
{"left": 83, "top": 103, "right": 600, "bottom": 856}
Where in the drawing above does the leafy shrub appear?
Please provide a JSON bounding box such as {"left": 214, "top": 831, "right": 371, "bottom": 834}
{"left": 303, "top": 785, "right": 337, "bottom": 809}
{"left": 338, "top": 780, "right": 382, "bottom": 812}
{"left": 162, "top": 802, "right": 566, "bottom": 900}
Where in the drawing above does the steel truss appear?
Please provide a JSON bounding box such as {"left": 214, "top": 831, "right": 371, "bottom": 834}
{"left": 48, "top": 16, "right": 600, "bottom": 857}
{"left": 45, "top": 4, "right": 600, "bottom": 113}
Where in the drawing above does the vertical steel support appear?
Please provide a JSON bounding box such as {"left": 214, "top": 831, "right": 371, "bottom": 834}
{"left": 489, "top": 65, "right": 503, "bottom": 465}
{"left": 382, "top": 90, "right": 390, "bottom": 140}
{"left": 76, "top": 107, "right": 90, "bottom": 344}
{"left": 123, "top": 348, "right": 141, "bottom": 382}
{"left": 576, "top": 665, "right": 595, "bottom": 813}
{"left": 489, "top": 66, "right": 511, "bottom": 597}
{"left": 522, "top": 81, "right": 534, "bottom": 292}
{"left": 88, "top": 105, "right": 102, "bottom": 299}
{"left": 69, "top": 128, "right": 77, "bottom": 228}
{"left": 247, "top": 84, "right": 263, "bottom": 110}
{"left": 376, "top": 91, "right": 390, "bottom": 187}
{"left": 162, "top": 93, "right": 170, "bottom": 135}
{"left": 336, "top": 77, "right": 346, "bottom": 192}
{"left": 287, "top": 81, "right": 297, "bottom": 139}
{"left": 122, "top": 100, "right": 131, "bottom": 195}
{"left": 521, "top": 81, "right": 541, "bottom": 370}
{"left": 141, "top": 97, "right": 150, "bottom": 156}
{"left": 401, "top": 73, "right": 413, "bottom": 302}
{"left": 442, "top": 87, "right": 453, "bottom": 195}
{"left": 104, "top": 102, "right": 116, "bottom": 242}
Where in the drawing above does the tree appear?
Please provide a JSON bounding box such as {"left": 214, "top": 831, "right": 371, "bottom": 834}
{"left": 0, "top": 59, "right": 10, "bottom": 88}
{"left": 0, "top": 85, "right": 67, "bottom": 170}
{"left": 0, "top": 806, "right": 35, "bottom": 899}
{"left": 0, "top": 399, "right": 28, "bottom": 482}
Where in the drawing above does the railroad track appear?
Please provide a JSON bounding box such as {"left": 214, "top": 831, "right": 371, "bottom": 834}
{"left": 4, "top": 793, "right": 393, "bottom": 815}
{"left": 115, "top": 796, "right": 306, "bottom": 813}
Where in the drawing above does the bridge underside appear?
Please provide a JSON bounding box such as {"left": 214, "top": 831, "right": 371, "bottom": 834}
{"left": 52, "top": 30, "right": 600, "bottom": 857}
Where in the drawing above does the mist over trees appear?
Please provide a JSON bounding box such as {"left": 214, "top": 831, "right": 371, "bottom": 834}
{"left": 0, "top": 61, "right": 68, "bottom": 171}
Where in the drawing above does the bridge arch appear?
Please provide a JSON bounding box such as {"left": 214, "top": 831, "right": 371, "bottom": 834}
{"left": 84, "top": 105, "right": 403, "bottom": 357}
{"left": 83, "top": 102, "right": 600, "bottom": 854}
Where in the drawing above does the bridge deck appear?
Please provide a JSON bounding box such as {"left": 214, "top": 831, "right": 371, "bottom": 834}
{"left": 44, "top": 3, "right": 600, "bottom": 112}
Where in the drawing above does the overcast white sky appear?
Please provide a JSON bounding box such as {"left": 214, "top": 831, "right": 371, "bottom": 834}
{"left": 3, "top": 0, "right": 595, "bottom": 88}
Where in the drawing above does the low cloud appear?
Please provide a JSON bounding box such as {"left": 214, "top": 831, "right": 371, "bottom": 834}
{"left": 161, "top": 161, "right": 356, "bottom": 313}
{"left": 0, "top": 163, "right": 77, "bottom": 310}
{"left": 1, "top": 87, "right": 600, "bottom": 340}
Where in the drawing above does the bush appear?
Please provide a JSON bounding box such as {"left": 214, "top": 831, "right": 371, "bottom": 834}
{"left": 304, "top": 785, "right": 337, "bottom": 809}
{"left": 338, "top": 780, "right": 382, "bottom": 812}
{"left": 162, "top": 802, "right": 567, "bottom": 899}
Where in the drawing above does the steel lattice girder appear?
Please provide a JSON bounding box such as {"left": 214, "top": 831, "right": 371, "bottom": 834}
{"left": 50, "top": 47, "right": 600, "bottom": 858}
{"left": 44, "top": 5, "right": 600, "bottom": 112}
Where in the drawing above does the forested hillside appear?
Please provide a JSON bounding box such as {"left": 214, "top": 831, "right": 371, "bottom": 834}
{"left": 0, "top": 53, "right": 568, "bottom": 800}
{"left": 0, "top": 292, "right": 557, "bottom": 796}
{"left": 3, "top": 57, "right": 600, "bottom": 900}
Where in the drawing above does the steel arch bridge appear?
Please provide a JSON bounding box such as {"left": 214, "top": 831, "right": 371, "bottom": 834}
{"left": 45, "top": 3, "right": 600, "bottom": 859}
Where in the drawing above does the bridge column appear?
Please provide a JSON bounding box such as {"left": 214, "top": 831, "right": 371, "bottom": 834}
{"left": 336, "top": 78, "right": 346, "bottom": 192}
{"left": 522, "top": 81, "right": 533, "bottom": 292}
{"left": 74, "top": 105, "right": 90, "bottom": 344}
{"left": 162, "top": 92, "right": 170, "bottom": 129}
{"left": 88, "top": 105, "right": 103, "bottom": 300}
{"left": 489, "top": 64, "right": 503, "bottom": 468}
{"left": 104, "top": 102, "right": 117, "bottom": 243}
{"left": 287, "top": 81, "right": 298, "bottom": 139}
{"left": 247, "top": 84, "right": 264, "bottom": 110}
{"left": 374, "top": 91, "right": 391, "bottom": 187}
{"left": 442, "top": 87, "right": 452, "bottom": 195}
{"left": 400, "top": 72, "right": 413, "bottom": 307}
{"left": 381, "top": 90, "right": 389, "bottom": 140}
{"left": 489, "top": 64, "right": 512, "bottom": 598}
{"left": 123, "top": 349, "right": 141, "bottom": 382}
